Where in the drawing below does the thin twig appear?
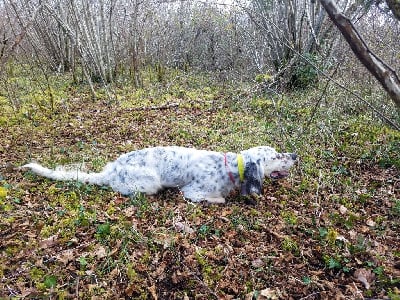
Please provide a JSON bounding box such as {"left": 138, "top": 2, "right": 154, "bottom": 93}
{"left": 128, "top": 102, "right": 180, "bottom": 112}
{"left": 180, "top": 262, "right": 219, "bottom": 299}
{"left": 305, "top": 62, "right": 341, "bottom": 130}
{"left": 299, "top": 292, "right": 321, "bottom": 300}
{"left": 242, "top": 2, "right": 400, "bottom": 130}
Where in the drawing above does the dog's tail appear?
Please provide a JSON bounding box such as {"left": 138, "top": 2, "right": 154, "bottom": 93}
{"left": 21, "top": 162, "right": 106, "bottom": 186}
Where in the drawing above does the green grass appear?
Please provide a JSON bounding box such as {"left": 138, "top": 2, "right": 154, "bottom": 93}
{"left": 0, "top": 67, "right": 399, "bottom": 298}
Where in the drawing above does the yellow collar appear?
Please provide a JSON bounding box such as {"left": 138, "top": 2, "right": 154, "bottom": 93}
{"left": 237, "top": 154, "right": 245, "bottom": 182}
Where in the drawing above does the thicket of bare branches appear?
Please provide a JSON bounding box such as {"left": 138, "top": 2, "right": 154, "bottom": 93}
{"left": 0, "top": 0, "right": 398, "bottom": 92}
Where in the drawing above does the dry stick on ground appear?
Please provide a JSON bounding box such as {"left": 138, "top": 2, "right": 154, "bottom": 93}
{"left": 182, "top": 262, "right": 219, "bottom": 299}
{"left": 319, "top": 0, "right": 400, "bottom": 111}
{"left": 128, "top": 102, "right": 180, "bottom": 111}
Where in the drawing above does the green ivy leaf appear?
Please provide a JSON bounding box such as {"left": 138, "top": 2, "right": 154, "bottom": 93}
{"left": 97, "top": 223, "right": 111, "bottom": 236}
{"left": 44, "top": 275, "right": 57, "bottom": 288}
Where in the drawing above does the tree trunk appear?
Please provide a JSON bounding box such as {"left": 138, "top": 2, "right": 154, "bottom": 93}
{"left": 319, "top": 0, "right": 400, "bottom": 109}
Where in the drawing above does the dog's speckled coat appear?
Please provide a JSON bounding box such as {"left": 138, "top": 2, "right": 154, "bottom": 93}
{"left": 22, "top": 146, "right": 297, "bottom": 203}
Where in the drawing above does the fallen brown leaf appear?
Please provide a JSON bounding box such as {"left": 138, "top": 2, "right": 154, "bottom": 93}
{"left": 95, "top": 245, "right": 107, "bottom": 259}
{"left": 174, "top": 221, "right": 194, "bottom": 234}
{"left": 39, "top": 234, "right": 59, "bottom": 249}
{"left": 354, "top": 268, "right": 375, "bottom": 289}
{"left": 245, "top": 288, "right": 280, "bottom": 300}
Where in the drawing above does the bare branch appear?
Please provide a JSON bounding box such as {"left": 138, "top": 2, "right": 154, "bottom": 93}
{"left": 319, "top": 0, "right": 400, "bottom": 109}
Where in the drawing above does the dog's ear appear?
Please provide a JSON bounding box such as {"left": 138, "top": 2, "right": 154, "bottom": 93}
{"left": 241, "top": 162, "right": 262, "bottom": 196}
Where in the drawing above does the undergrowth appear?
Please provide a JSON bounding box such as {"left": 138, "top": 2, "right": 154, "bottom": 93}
{"left": 0, "top": 67, "right": 399, "bottom": 299}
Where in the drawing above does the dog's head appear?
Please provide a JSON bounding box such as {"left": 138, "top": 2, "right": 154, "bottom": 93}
{"left": 240, "top": 146, "right": 297, "bottom": 196}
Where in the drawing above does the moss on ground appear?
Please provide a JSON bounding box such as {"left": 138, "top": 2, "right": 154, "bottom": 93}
{"left": 0, "top": 68, "right": 399, "bottom": 298}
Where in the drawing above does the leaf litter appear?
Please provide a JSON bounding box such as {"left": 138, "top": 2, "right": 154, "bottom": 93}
{"left": 0, "top": 79, "right": 399, "bottom": 299}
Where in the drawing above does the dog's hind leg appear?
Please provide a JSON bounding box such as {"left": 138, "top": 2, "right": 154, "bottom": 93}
{"left": 108, "top": 169, "right": 162, "bottom": 196}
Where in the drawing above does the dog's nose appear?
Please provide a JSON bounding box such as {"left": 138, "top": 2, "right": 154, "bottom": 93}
{"left": 291, "top": 153, "right": 297, "bottom": 160}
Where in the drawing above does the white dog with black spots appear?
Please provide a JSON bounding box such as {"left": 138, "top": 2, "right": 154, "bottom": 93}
{"left": 22, "top": 146, "right": 297, "bottom": 203}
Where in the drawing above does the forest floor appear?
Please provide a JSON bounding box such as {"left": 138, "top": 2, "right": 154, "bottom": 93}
{"left": 0, "top": 70, "right": 399, "bottom": 299}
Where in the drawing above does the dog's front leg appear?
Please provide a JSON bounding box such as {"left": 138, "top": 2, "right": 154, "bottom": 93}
{"left": 204, "top": 197, "right": 226, "bottom": 204}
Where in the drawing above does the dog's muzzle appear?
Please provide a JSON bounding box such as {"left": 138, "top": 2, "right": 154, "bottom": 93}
{"left": 269, "top": 152, "right": 297, "bottom": 179}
